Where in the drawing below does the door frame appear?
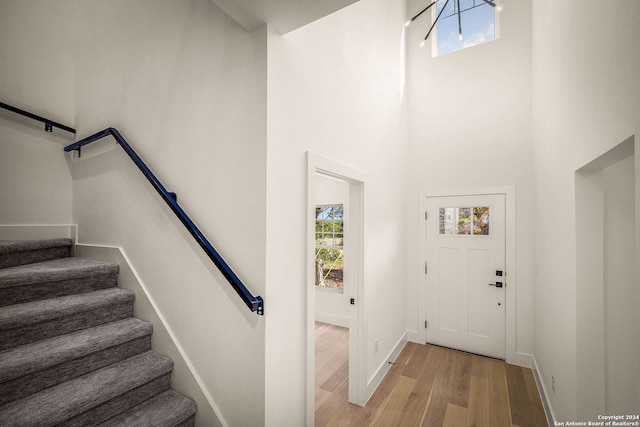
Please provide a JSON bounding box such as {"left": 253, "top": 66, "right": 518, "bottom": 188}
{"left": 418, "top": 186, "right": 528, "bottom": 366}
{"left": 306, "top": 152, "right": 367, "bottom": 426}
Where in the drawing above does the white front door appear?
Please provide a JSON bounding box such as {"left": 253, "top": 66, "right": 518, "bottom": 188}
{"left": 425, "top": 194, "right": 506, "bottom": 359}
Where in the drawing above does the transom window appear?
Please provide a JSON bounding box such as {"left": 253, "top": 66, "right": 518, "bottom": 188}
{"left": 434, "top": 0, "right": 498, "bottom": 56}
{"left": 315, "top": 205, "right": 344, "bottom": 290}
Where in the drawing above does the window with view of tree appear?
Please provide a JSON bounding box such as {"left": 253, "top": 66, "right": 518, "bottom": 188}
{"left": 434, "top": 0, "right": 498, "bottom": 56}
{"left": 315, "top": 205, "right": 344, "bottom": 290}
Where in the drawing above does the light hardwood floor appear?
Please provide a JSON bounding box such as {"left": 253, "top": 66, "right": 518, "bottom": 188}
{"left": 315, "top": 322, "right": 548, "bottom": 427}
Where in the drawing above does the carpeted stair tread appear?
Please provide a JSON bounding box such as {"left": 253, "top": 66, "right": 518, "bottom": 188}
{"left": 0, "top": 350, "right": 173, "bottom": 427}
{"left": 0, "top": 257, "right": 119, "bottom": 307}
{"left": 0, "top": 287, "right": 133, "bottom": 330}
{"left": 0, "top": 238, "right": 72, "bottom": 269}
{"left": 0, "top": 257, "right": 117, "bottom": 288}
{"left": 0, "top": 288, "right": 135, "bottom": 351}
{"left": 97, "top": 390, "right": 197, "bottom": 427}
{"left": 0, "top": 317, "right": 152, "bottom": 383}
{"left": 0, "top": 318, "right": 153, "bottom": 405}
{"left": 0, "top": 239, "right": 72, "bottom": 255}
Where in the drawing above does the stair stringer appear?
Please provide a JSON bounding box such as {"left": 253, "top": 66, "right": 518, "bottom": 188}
{"left": 74, "top": 244, "right": 226, "bottom": 427}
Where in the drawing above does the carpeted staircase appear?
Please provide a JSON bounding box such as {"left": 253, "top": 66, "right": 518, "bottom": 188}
{"left": 0, "top": 238, "right": 197, "bottom": 426}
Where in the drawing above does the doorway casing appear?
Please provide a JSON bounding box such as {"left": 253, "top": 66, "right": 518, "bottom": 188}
{"left": 306, "top": 152, "right": 367, "bottom": 426}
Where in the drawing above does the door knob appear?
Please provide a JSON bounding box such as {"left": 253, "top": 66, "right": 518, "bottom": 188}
{"left": 489, "top": 282, "right": 504, "bottom": 288}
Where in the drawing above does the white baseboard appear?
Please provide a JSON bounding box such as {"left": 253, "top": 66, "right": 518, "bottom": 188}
{"left": 532, "top": 355, "right": 555, "bottom": 427}
{"left": 365, "top": 331, "right": 408, "bottom": 404}
{"left": 315, "top": 311, "right": 349, "bottom": 328}
{"left": 0, "top": 224, "right": 77, "bottom": 241}
{"left": 507, "top": 351, "right": 533, "bottom": 369}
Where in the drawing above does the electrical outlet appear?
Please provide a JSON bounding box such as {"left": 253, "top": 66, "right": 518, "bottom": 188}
{"left": 374, "top": 339, "right": 379, "bottom": 354}
{"left": 551, "top": 374, "right": 556, "bottom": 394}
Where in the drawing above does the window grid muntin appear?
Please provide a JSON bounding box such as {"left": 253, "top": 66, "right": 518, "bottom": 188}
{"left": 438, "top": 0, "right": 489, "bottom": 19}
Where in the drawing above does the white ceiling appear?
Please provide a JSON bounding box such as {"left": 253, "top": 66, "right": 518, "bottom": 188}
{"left": 211, "top": 0, "right": 359, "bottom": 34}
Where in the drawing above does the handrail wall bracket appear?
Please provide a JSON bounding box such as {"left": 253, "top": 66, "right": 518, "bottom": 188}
{"left": 65, "top": 128, "right": 264, "bottom": 316}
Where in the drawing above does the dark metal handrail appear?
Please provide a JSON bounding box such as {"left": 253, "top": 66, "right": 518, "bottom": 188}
{"left": 64, "top": 128, "right": 264, "bottom": 315}
{"left": 0, "top": 101, "right": 76, "bottom": 134}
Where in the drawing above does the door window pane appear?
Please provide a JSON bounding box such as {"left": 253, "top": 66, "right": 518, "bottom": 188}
{"left": 457, "top": 207, "right": 472, "bottom": 235}
{"left": 439, "top": 206, "right": 490, "bottom": 236}
{"left": 439, "top": 207, "right": 456, "bottom": 234}
{"left": 473, "top": 206, "right": 490, "bottom": 235}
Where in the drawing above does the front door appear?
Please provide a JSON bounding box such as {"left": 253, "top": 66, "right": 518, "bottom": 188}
{"left": 425, "top": 194, "right": 506, "bottom": 359}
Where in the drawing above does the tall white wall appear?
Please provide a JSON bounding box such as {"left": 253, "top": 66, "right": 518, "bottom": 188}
{"left": 0, "top": 0, "right": 74, "bottom": 226}
{"left": 405, "top": 0, "right": 534, "bottom": 361}
{"left": 265, "top": 0, "right": 409, "bottom": 423}
{"left": 532, "top": 0, "right": 640, "bottom": 421}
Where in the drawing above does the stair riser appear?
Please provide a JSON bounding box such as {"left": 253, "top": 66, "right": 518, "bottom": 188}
{"left": 0, "top": 247, "right": 71, "bottom": 270}
{"left": 0, "top": 335, "right": 152, "bottom": 406}
{"left": 0, "top": 301, "right": 133, "bottom": 351}
{"left": 60, "top": 374, "right": 172, "bottom": 427}
{"left": 96, "top": 390, "right": 198, "bottom": 427}
{"left": 0, "top": 273, "right": 118, "bottom": 307}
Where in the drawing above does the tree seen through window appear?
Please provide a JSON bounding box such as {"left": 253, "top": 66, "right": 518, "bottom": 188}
{"left": 315, "top": 205, "right": 344, "bottom": 290}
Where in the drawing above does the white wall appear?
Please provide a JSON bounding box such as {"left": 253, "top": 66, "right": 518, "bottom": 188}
{"left": 405, "top": 0, "right": 534, "bottom": 362}
{"left": 315, "top": 174, "right": 350, "bottom": 327}
{"left": 68, "top": 1, "right": 268, "bottom": 426}
{"left": 265, "top": 0, "right": 409, "bottom": 424}
{"left": 0, "top": 0, "right": 75, "bottom": 227}
{"left": 0, "top": 0, "right": 75, "bottom": 124}
{"left": 0, "top": 118, "right": 74, "bottom": 226}
{"left": 532, "top": 0, "right": 640, "bottom": 421}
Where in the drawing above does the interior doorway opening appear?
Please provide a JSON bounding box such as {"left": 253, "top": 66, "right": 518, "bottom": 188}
{"left": 576, "top": 135, "right": 638, "bottom": 419}
{"left": 306, "top": 152, "right": 366, "bottom": 426}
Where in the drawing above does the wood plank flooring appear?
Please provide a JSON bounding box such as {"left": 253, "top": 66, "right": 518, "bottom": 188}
{"left": 315, "top": 322, "right": 548, "bottom": 427}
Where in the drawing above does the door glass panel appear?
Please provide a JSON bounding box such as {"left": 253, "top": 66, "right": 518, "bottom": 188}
{"left": 473, "top": 206, "right": 490, "bottom": 235}
{"left": 439, "top": 206, "right": 490, "bottom": 236}
{"left": 439, "top": 207, "right": 456, "bottom": 235}
{"left": 457, "top": 207, "right": 472, "bottom": 235}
